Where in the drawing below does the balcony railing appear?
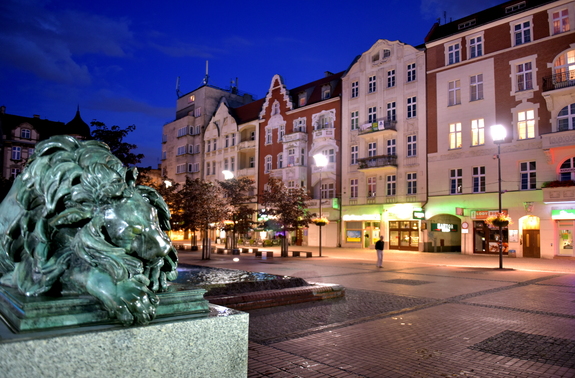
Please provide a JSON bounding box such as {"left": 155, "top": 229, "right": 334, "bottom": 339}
{"left": 357, "top": 154, "right": 397, "bottom": 169}
{"left": 358, "top": 117, "right": 397, "bottom": 135}
{"left": 237, "top": 140, "right": 256, "bottom": 150}
{"left": 542, "top": 72, "right": 575, "bottom": 92}
{"left": 282, "top": 132, "right": 308, "bottom": 143}
{"left": 313, "top": 127, "right": 335, "bottom": 140}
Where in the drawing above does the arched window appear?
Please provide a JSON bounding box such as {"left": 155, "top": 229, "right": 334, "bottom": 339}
{"left": 553, "top": 49, "right": 575, "bottom": 83}
{"left": 559, "top": 157, "right": 575, "bottom": 181}
{"left": 558, "top": 103, "right": 575, "bottom": 131}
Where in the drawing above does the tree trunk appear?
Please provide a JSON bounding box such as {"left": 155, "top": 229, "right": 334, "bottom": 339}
{"left": 201, "top": 223, "right": 211, "bottom": 260}
{"left": 281, "top": 229, "right": 289, "bottom": 257}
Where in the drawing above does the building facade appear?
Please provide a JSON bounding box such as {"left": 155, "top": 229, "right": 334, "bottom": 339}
{"left": 340, "top": 40, "right": 427, "bottom": 250}
{"left": 425, "top": 0, "right": 575, "bottom": 258}
{"left": 257, "top": 73, "right": 343, "bottom": 247}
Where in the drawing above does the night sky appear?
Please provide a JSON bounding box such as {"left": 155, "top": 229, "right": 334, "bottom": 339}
{"left": 0, "top": 0, "right": 501, "bottom": 167}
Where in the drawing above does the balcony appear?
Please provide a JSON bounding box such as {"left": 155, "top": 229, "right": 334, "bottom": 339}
{"left": 357, "top": 154, "right": 397, "bottom": 170}
{"left": 236, "top": 167, "right": 256, "bottom": 178}
{"left": 541, "top": 129, "right": 575, "bottom": 149}
{"left": 358, "top": 118, "right": 397, "bottom": 136}
{"left": 282, "top": 132, "right": 308, "bottom": 144}
{"left": 313, "top": 127, "right": 335, "bottom": 140}
{"left": 237, "top": 140, "right": 256, "bottom": 150}
{"left": 542, "top": 72, "right": 575, "bottom": 92}
{"left": 307, "top": 198, "right": 339, "bottom": 210}
{"left": 543, "top": 182, "right": 575, "bottom": 204}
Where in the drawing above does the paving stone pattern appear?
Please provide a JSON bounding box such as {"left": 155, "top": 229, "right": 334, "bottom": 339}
{"left": 178, "top": 250, "right": 575, "bottom": 377}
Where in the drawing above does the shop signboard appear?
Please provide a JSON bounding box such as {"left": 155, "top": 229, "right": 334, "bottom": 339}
{"left": 430, "top": 223, "right": 458, "bottom": 232}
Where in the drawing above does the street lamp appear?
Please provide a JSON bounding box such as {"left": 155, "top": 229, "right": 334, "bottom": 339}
{"left": 222, "top": 170, "right": 234, "bottom": 180}
{"left": 491, "top": 124, "right": 507, "bottom": 269}
{"left": 313, "top": 153, "right": 329, "bottom": 257}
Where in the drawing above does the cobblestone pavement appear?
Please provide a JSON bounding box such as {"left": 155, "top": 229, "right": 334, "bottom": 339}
{"left": 178, "top": 247, "right": 575, "bottom": 377}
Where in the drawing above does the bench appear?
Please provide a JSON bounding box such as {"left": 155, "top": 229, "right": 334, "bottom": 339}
{"left": 241, "top": 248, "right": 258, "bottom": 254}
{"left": 255, "top": 250, "right": 273, "bottom": 258}
{"left": 291, "top": 251, "right": 313, "bottom": 258}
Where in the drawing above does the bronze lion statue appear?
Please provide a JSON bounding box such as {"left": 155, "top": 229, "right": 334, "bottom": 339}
{"left": 0, "top": 135, "right": 177, "bottom": 326}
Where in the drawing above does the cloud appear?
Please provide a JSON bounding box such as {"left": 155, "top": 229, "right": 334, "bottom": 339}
{"left": 420, "top": 0, "right": 502, "bottom": 22}
{"left": 89, "top": 91, "right": 173, "bottom": 119}
{"left": 0, "top": 0, "right": 135, "bottom": 85}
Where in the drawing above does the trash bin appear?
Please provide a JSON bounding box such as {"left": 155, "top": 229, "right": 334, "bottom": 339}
{"left": 508, "top": 249, "right": 516, "bottom": 258}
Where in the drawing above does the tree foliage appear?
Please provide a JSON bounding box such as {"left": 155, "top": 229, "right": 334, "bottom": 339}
{"left": 91, "top": 120, "right": 144, "bottom": 167}
{"left": 217, "top": 177, "right": 256, "bottom": 249}
{"left": 138, "top": 175, "right": 182, "bottom": 230}
{"left": 259, "top": 177, "right": 314, "bottom": 256}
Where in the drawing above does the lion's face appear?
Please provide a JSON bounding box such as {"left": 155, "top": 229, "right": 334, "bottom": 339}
{"left": 102, "top": 192, "right": 172, "bottom": 262}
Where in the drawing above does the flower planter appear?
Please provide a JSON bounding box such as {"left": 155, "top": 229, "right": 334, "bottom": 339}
{"left": 491, "top": 220, "right": 509, "bottom": 227}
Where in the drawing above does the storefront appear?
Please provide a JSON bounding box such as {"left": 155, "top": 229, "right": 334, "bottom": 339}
{"left": 343, "top": 217, "right": 381, "bottom": 249}
{"left": 471, "top": 210, "right": 509, "bottom": 254}
{"left": 552, "top": 209, "right": 575, "bottom": 257}
{"left": 388, "top": 221, "right": 419, "bottom": 251}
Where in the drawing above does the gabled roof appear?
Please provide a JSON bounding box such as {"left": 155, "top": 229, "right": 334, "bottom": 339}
{"left": 0, "top": 112, "right": 65, "bottom": 140}
{"left": 425, "top": 0, "right": 557, "bottom": 43}
{"left": 231, "top": 98, "right": 265, "bottom": 124}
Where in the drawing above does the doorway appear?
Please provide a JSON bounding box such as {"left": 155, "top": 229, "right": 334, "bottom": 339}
{"left": 522, "top": 230, "right": 540, "bottom": 258}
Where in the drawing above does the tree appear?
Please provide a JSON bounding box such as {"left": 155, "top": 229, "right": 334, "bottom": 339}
{"left": 218, "top": 177, "right": 256, "bottom": 250}
{"left": 179, "top": 178, "right": 229, "bottom": 259}
{"left": 138, "top": 175, "right": 182, "bottom": 231}
{"left": 91, "top": 120, "right": 144, "bottom": 166}
{"left": 259, "top": 177, "right": 314, "bottom": 257}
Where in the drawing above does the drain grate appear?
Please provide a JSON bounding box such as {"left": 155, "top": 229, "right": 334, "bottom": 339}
{"left": 381, "top": 278, "right": 431, "bottom": 286}
{"left": 469, "top": 330, "right": 575, "bottom": 369}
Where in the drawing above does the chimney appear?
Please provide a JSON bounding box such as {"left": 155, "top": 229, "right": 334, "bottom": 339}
{"left": 324, "top": 71, "right": 334, "bottom": 77}
{"left": 33, "top": 114, "right": 40, "bottom": 118}
{"left": 0, "top": 105, "right": 5, "bottom": 114}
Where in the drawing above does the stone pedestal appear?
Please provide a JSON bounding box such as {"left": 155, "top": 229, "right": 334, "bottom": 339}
{"left": 0, "top": 304, "right": 248, "bottom": 378}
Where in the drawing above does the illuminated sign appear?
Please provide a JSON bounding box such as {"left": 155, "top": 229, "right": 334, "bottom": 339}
{"left": 413, "top": 211, "right": 425, "bottom": 220}
{"left": 431, "top": 223, "right": 458, "bottom": 232}
{"left": 471, "top": 210, "right": 508, "bottom": 219}
{"left": 551, "top": 209, "right": 575, "bottom": 219}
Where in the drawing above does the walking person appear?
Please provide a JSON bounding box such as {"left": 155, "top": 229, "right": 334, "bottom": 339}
{"left": 375, "top": 236, "right": 384, "bottom": 268}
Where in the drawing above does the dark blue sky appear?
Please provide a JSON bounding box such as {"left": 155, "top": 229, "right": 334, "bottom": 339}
{"left": 0, "top": 0, "right": 501, "bottom": 167}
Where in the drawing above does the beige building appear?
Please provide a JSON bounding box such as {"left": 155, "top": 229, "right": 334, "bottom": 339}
{"left": 340, "top": 39, "right": 427, "bottom": 250}
{"left": 425, "top": 0, "right": 575, "bottom": 258}
{"left": 161, "top": 83, "right": 253, "bottom": 184}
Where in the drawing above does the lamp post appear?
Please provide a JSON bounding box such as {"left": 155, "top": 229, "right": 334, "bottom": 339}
{"left": 491, "top": 125, "right": 507, "bottom": 269}
{"left": 313, "top": 153, "right": 329, "bottom": 257}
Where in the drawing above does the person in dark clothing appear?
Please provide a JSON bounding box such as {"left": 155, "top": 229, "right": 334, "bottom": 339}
{"left": 375, "top": 236, "right": 384, "bottom": 268}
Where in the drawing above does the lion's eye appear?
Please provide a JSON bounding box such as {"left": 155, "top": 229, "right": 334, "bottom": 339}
{"left": 132, "top": 226, "right": 143, "bottom": 235}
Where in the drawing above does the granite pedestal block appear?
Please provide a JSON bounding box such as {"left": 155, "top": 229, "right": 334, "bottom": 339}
{"left": 0, "top": 304, "right": 248, "bottom": 378}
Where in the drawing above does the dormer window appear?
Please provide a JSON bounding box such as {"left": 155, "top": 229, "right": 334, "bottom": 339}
{"left": 298, "top": 93, "right": 306, "bottom": 106}
{"left": 322, "top": 85, "right": 331, "bottom": 100}
{"left": 383, "top": 49, "right": 391, "bottom": 59}
{"left": 189, "top": 94, "right": 195, "bottom": 103}
{"left": 506, "top": 1, "right": 526, "bottom": 13}
{"left": 20, "top": 129, "right": 31, "bottom": 139}
{"left": 272, "top": 101, "right": 280, "bottom": 115}
{"left": 372, "top": 52, "right": 380, "bottom": 62}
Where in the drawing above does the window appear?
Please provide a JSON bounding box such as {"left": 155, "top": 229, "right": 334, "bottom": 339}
{"left": 387, "top": 70, "right": 395, "bottom": 88}
{"left": 11, "top": 147, "right": 21, "bottom": 160}
{"left": 407, "top": 173, "right": 417, "bottom": 195}
{"left": 278, "top": 124, "right": 285, "bottom": 142}
{"left": 213, "top": 139, "right": 217, "bottom": 151}
{"left": 249, "top": 156, "right": 255, "bottom": 168}
{"left": 299, "top": 92, "right": 306, "bottom": 106}
{"left": 224, "top": 159, "right": 229, "bottom": 171}
{"left": 322, "top": 148, "right": 336, "bottom": 163}
{"left": 450, "top": 169, "right": 463, "bottom": 194}
{"left": 368, "top": 106, "right": 377, "bottom": 123}
{"left": 278, "top": 153, "right": 283, "bottom": 169}
{"left": 559, "top": 157, "right": 575, "bottom": 181}
{"left": 212, "top": 162, "right": 216, "bottom": 175}
{"left": 469, "top": 36, "right": 483, "bottom": 58}
{"left": 316, "top": 115, "right": 332, "bottom": 130}
{"left": 265, "top": 156, "right": 272, "bottom": 173}
{"left": 387, "top": 102, "right": 396, "bottom": 121}
{"left": 351, "top": 81, "right": 358, "bottom": 98}
{"left": 10, "top": 168, "right": 20, "bottom": 178}
{"left": 520, "top": 161, "right": 536, "bottom": 190}
{"left": 177, "top": 126, "right": 188, "bottom": 137}
{"left": 448, "top": 43, "right": 460, "bottom": 65}
{"left": 516, "top": 62, "right": 533, "bottom": 91}
{"left": 206, "top": 141, "right": 211, "bottom": 152}
{"left": 472, "top": 166, "right": 485, "bottom": 193}
{"left": 287, "top": 148, "right": 296, "bottom": 166}
{"left": 407, "top": 63, "right": 416, "bottom": 82}
{"left": 553, "top": 50, "right": 575, "bottom": 83}
{"left": 195, "top": 144, "right": 200, "bottom": 154}
{"left": 272, "top": 101, "right": 280, "bottom": 115}
{"left": 514, "top": 20, "right": 531, "bottom": 45}
{"left": 552, "top": 9, "right": 570, "bottom": 34}
{"left": 387, "top": 139, "right": 396, "bottom": 155}
{"left": 383, "top": 49, "right": 391, "bottom": 59}
{"left": 176, "top": 164, "right": 186, "bottom": 174}
{"left": 231, "top": 133, "right": 236, "bottom": 146}
{"left": 367, "top": 177, "right": 376, "bottom": 197}
{"left": 407, "top": 97, "right": 416, "bottom": 118}
{"left": 188, "top": 144, "right": 194, "bottom": 154}
{"left": 265, "top": 129, "right": 272, "bottom": 144}
{"left": 351, "top": 111, "right": 359, "bottom": 130}
{"left": 194, "top": 107, "right": 202, "bottom": 117}
{"left": 321, "top": 182, "right": 335, "bottom": 199}
{"left": 448, "top": 80, "right": 461, "bottom": 106}
{"left": 407, "top": 135, "right": 416, "bottom": 157}
{"left": 206, "top": 162, "right": 211, "bottom": 174}
{"left": 372, "top": 52, "right": 380, "bottom": 62}
{"left": 230, "top": 157, "right": 235, "bottom": 171}
{"left": 351, "top": 145, "right": 358, "bottom": 165}
{"left": 368, "top": 142, "right": 377, "bottom": 157}
{"left": 470, "top": 74, "right": 483, "bottom": 101}
{"left": 449, "top": 123, "right": 462, "bottom": 149}
{"left": 558, "top": 104, "right": 575, "bottom": 131}
{"left": 322, "top": 85, "right": 331, "bottom": 100}
{"left": 20, "top": 129, "right": 31, "bottom": 139}
{"left": 225, "top": 135, "right": 229, "bottom": 148}
{"left": 518, "top": 109, "right": 535, "bottom": 139}
{"left": 386, "top": 175, "right": 396, "bottom": 196}
{"left": 350, "top": 179, "right": 358, "bottom": 198}
{"left": 471, "top": 118, "right": 485, "bottom": 146}
{"left": 368, "top": 75, "right": 377, "bottom": 93}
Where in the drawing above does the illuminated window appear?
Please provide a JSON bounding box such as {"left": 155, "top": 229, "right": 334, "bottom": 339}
{"left": 518, "top": 110, "right": 535, "bottom": 139}
{"left": 552, "top": 9, "right": 570, "bottom": 34}
{"left": 449, "top": 123, "right": 462, "bottom": 149}
{"left": 471, "top": 118, "right": 485, "bottom": 146}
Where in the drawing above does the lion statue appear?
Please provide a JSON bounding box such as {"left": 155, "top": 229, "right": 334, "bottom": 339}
{"left": 0, "top": 135, "right": 178, "bottom": 326}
